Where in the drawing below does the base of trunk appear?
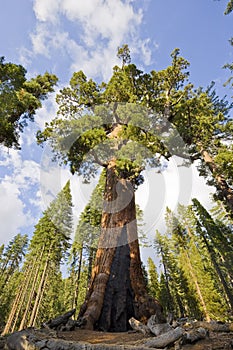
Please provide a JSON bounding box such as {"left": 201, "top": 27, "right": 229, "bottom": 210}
{"left": 97, "top": 227, "right": 135, "bottom": 332}
{"left": 79, "top": 234, "right": 165, "bottom": 332}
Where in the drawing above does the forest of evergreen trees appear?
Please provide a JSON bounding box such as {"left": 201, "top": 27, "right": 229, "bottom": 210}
{"left": 1, "top": 178, "right": 232, "bottom": 335}
{"left": 0, "top": 0, "right": 233, "bottom": 334}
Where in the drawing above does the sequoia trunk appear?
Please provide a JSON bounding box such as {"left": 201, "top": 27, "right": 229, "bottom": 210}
{"left": 78, "top": 161, "right": 164, "bottom": 331}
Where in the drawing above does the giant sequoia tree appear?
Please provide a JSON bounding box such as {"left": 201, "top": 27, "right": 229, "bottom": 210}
{"left": 37, "top": 45, "right": 230, "bottom": 331}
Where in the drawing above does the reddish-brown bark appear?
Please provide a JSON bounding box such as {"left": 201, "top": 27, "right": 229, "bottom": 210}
{"left": 78, "top": 162, "right": 164, "bottom": 331}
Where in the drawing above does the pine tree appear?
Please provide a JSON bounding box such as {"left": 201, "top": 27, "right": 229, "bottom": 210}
{"left": 224, "top": 0, "right": 233, "bottom": 15}
{"left": 2, "top": 181, "right": 73, "bottom": 335}
{"left": 192, "top": 199, "right": 233, "bottom": 311}
{"left": 154, "top": 228, "right": 199, "bottom": 319}
{"left": 0, "top": 234, "right": 28, "bottom": 286}
{"left": 211, "top": 200, "right": 233, "bottom": 226}
{"left": 0, "top": 234, "right": 28, "bottom": 328}
{"left": 0, "top": 57, "right": 57, "bottom": 148}
{"left": 174, "top": 205, "right": 229, "bottom": 320}
{"left": 147, "top": 257, "right": 160, "bottom": 301}
{"left": 160, "top": 72, "right": 233, "bottom": 214}
{"left": 0, "top": 244, "right": 4, "bottom": 265}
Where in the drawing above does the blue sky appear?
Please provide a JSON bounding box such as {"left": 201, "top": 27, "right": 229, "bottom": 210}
{"left": 0, "top": 0, "right": 232, "bottom": 262}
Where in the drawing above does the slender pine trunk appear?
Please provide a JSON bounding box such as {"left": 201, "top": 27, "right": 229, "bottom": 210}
{"left": 87, "top": 247, "right": 95, "bottom": 284}
{"left": 1, "top": 250, "right": 44, "bottom": 336}
{"left": 72, "top": 245, "right": 83, "bottom": 312}
{"left": 19, "top": 248, "right": 45, "bottom": 331}
{"left": 184, "top": 250, "right": 210, "bottom": 322}
{"left": 28, "top": 249, "right": 51, "bottom": 327}
{"left": 160, "top": 248, "right": 174, "bottom": 314}
{"left": 30, "top": 267, "right": 49, "bottom": 327}
{"left": 1, "top": 264, "right": 31, "bottom": 335}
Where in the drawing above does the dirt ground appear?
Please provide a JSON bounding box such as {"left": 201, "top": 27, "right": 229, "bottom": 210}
{"left": 58, "top": 328, "right": 233, "bottom": 349}
{"left": 58, "top": 329, "right": 151, "bottom": 345}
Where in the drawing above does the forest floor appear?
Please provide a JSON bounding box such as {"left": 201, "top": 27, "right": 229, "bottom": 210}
{"left": 58, "top": 328, "right": 233, "bottom": 349}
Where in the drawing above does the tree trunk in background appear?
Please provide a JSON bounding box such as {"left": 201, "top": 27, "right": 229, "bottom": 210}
{"left": 202, "top": 234, "right": 233, "bottom": 310}
{"left": 2, "top": 252, "right": 41, "bottom": 336}
{"left": 19, "top": 251, "right": 44, "bottom": 331}
{"left": 160, "top": 247, "right": 174, "bottom": 314}
{"left": 72, "top": 246, "right": 83, "bottom": 312}
{"left": 184, "top": 250, "right": 210, "bottom": 322}
{"left": 201, "top": 150, "right": 233, "bottom": 214}
{"left": 87, "top": 247, "right": 95, "bottom": 284}
{"left": 78, "top": 161, "right": 164, "bottom": 331}
{"left": 28, "top": 250, "right": 51, "bottom": 327}
{"left": 1, "top": 265, "right": 31, "bottom": 336}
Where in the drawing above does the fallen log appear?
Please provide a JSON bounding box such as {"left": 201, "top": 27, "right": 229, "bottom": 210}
{"left": 45, "top": 309, "right": 76, "bottom": 329}
{"left": 193, "top": 321, "right": 233, "bottom": 332}
{"left": 129, "top": 317, "right": 150, "bottom": 335}
{"left": 147, "top": 315, "right": 172, "bottom": 336}
{"left": 183, "top": 327, "right": 208, "bottom": 344}
{"left": 4, "top": 328, "right": 157, "bottom": 350}
{"left": 144, "top": 326, "right": 184, "bottom": 348}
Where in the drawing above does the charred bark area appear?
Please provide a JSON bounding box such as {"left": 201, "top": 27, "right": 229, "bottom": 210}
{"left": 129, "top": 237, "right": 165, "bottom": 324}
{"left": 78, "top": 161, "right": 164, "bottom": 331}
{"left": 98, "top": 226, "right": 135, "bottom": 331}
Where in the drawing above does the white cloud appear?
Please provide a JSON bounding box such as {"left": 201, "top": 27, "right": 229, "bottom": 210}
{"left": 35, "top": 90, "right": 59, "bottom": 129}
{"left": 135, "top": 157, "right": 215, "bottom": 245}
{"left": 0, "top": 143, "right": 86, "bottom": 245}
{"left": 70, "top": 45, "right": 118, "bottom": 80}
{"left": 19, "top": 47, "right": 34, "bottom": 68}
{"left": 190, "top": 164, "right": 215, "bottom": 209}
{"left": 30, "top": 23, "right": 52, "bottom": 57}
{"left": 61, "top": 0, "right": 142, "bottom": 46}
{"left": 134, "top": 38, "right": 153, "bottom": 66}
{"left": 0, "top": 90, "right": 61, "bottom": 246}
{"left": 18, "top": 89, "right": 59, "bottom": 148}
{"left": 0, "top": 149, "right": 42, "bottom": 244}
{"left": 33, "top": 0, "right": 61, "bottom": 24}
{"left": 26, "top": 0, "right": 153, "bottom": 80}
{"left": 0, "top": 181, "right": 27, "bottom": 245}
{"left": 0, "top": 149, "right": 39, "bottom": 186}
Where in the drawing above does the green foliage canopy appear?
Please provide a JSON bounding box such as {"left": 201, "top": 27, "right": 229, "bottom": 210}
{"left": 0, "top": 57, "right": 58, "bottom": 148}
